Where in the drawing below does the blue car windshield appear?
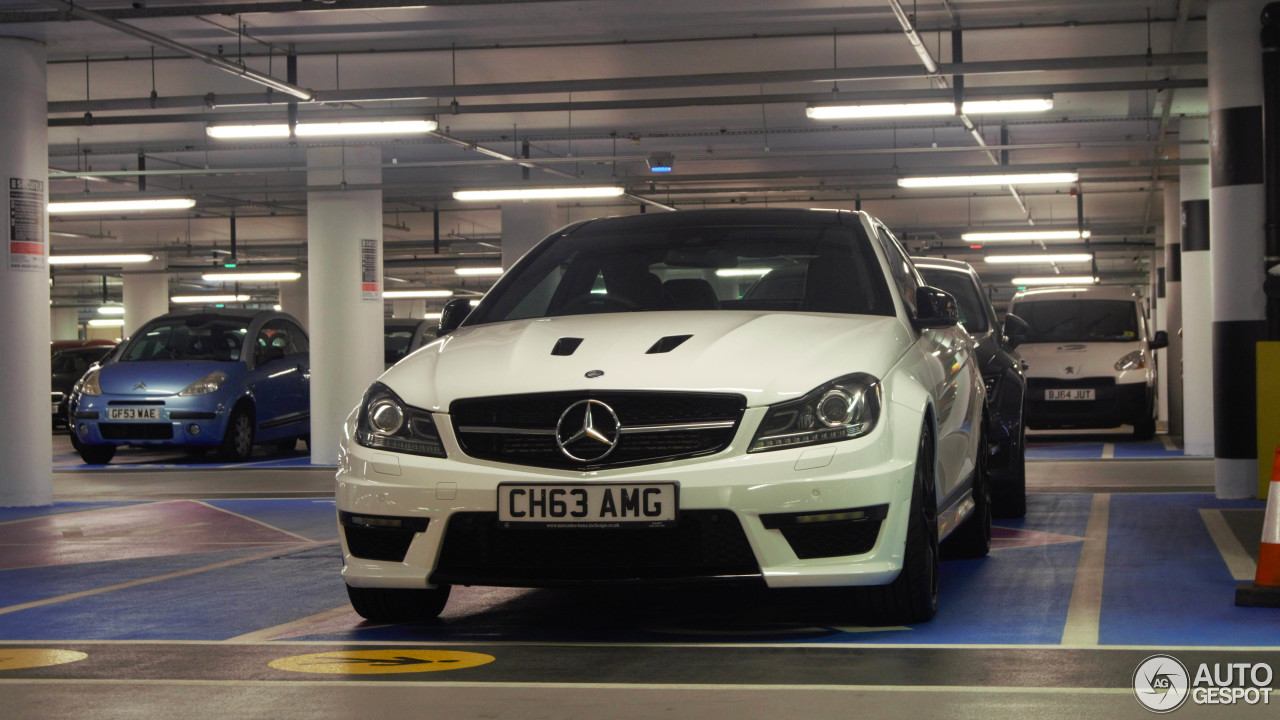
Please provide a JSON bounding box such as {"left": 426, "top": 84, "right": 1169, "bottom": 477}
{"left": 467, "top": 223, "right": 895, "bottom": 324}
{"left": 121, "top": 318, "right": 248, "bottom": 362}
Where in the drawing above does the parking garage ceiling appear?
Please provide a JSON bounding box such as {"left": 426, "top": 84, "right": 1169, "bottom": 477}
{"left": 7, "top": 0, "right": 1203, "bottom": 307}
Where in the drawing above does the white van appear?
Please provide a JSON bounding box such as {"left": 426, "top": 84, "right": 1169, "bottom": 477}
{"left": 1007, "top": 286, "right": 1167, "bottom": 439}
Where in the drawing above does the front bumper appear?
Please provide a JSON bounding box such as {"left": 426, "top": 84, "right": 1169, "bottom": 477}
{"left": 72, "top": 394, "right": 231, "bottom": 447}
{"left": 1024, "top": 377, "right": 1150, "bottom": 430}
{"left": 337, "top": 403, "right": 922, "bottom": 591}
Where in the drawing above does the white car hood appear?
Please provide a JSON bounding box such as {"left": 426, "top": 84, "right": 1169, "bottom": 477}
{"left": 381, "top": 311, "right": 910, "bottom": 410}
{"left": 1017, "top": 340, "right": 1144, "bottom": 380}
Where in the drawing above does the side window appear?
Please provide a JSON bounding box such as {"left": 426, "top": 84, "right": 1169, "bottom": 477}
{"left": 875, "top": 225, "right": 919, "bottom": 314}
{"left": 255, "top": 319, "right": 300, "bottom": 364}
{"left": 284, "top": 321, "right": 308, "bottom": 354}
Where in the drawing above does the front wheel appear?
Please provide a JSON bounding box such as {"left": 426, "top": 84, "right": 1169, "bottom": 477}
{"left": 992, "top": 418, "right": 1027, "bottom": 519}
{"left": 852, "top": 422, "right": 939, "bottom": 625}
{"left": 346, "top": 584, "right": 451, "bottom": 623}
{"left": 1133, "top": 414, "right": 1156, "bottom": 441}
{"left": 220, "top": 407, "right": 255, "bottom": 461}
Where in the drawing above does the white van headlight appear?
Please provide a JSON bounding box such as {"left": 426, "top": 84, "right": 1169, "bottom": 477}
{"left": 749, "top": 373, "right": 881, "bottom": 452}
{"left": 1114, "top": 351, "right": 1145, "bottom": 371}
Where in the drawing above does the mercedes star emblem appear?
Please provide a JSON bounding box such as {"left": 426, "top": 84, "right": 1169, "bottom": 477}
{"left": 555, "top": 399, "right": 621, "bottom": 463}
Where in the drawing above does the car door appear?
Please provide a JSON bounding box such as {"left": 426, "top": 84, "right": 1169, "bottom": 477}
{"left": 250, "top": 319, "right": 310, "bottom": 434}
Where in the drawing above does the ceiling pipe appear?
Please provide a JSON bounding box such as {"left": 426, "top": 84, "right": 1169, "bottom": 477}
{"left": 37, "top": 0, "right": 314, "bottom": 101}
{"left": 45, "top": 52, "right": 1205, "bottom": 116}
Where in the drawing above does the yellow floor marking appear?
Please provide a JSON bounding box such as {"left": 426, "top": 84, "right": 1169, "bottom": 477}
{"left": 195, "top": 501, "right": 317, "bottom": 542}
{"left": 0, "top": 649, "right": 88, "bottom": 671}
{"left": 1061, "top": 493, "right": 1111, "bottom": 646}
{"left": 1199, "top": 508, "right": 1259, "bottom": 581}
{"left": 269, "top": 649, "right": 494, "bottom": 675}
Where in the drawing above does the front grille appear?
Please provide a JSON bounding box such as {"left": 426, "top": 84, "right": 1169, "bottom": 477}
{"left": 108, "top": 400, "right": 166, "bottom": 406}
{"left": 778, "top": 519, "right": 883, "bottom": 559}
{"left": 98, "top": 423, "right": 173, "bottom": 440}
{"left": 451, "top": 391, "right": 745, "bottom": 470}
{"left": 431, "top": 510, "right": 760, "bottom": 586}
{"left": 344, "top": 526, "right": 417, "bottom": 562}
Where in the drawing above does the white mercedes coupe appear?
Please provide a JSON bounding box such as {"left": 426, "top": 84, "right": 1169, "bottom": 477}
{"left": 337, "top": 208, "right": 989, "bottom": 625}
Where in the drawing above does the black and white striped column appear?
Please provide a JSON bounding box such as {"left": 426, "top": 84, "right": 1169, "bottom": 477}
{"left": 1209, "top": 0, "right": 1271, "bottom": 499}
{"left": 1164, "top": 183, "right": 1183, "bottom": 437}
{"left": 1181, "top": 119, "right": 1214, "bottom": 457}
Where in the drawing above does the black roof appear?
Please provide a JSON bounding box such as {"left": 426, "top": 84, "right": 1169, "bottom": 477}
{"left": 569, "top": 208, "right": 856, "bottom": 235}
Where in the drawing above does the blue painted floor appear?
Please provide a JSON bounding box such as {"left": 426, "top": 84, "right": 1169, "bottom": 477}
{"left": 0, "top": 493, "right": 1270, "bottom": 647}
{"left": 1028, "top": 432, "right": 1186, "bottom": 461}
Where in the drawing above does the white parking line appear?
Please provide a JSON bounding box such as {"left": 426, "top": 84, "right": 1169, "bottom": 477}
{"left": 1199, "top": 508, "right": 1258, "bottom": 582}
{"left": 1101, "top": 443, "right": 1114, "bottom": 459}
{"left": 1061, "top": 493, "right": 1111, "bottom": 646}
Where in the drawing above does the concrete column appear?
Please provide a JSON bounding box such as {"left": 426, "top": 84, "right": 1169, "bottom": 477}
{"left": 0, "top": 37, "right": 50, "bottom": 507}
{"left": 1164, "top": 183, "right": 1184, "bottom": 437}
{"left": 1181, "top": 119, "right": 1214, "bottom": 457}
{"left": 307, "top": 146, "right": 383, "bottom": 465}
{"left": 1154, "top": 245, "right": 1168, "bottom": 425}
{"left": 50, "top": 306, "right": 79, "bottom": 341}
{"left": 122, "top": 254, "right": 168, "bottom": 339}
{"left": 501, "top": 201, "right": 562, "bottom": 269}
{"left": 1209, "top": 0, "right": 1270, "bottom": 498}
{"left": 279, "top": 270, "right": 309, "bottom": 331}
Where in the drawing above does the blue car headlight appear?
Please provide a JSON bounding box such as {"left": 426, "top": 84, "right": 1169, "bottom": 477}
{"left": 80, "top": 368, "right": 102, "bottom": 396}
{"left": 355, "top": 382, "right": 446, "bottom": 458}
{"left": 749, "top": 373, "right": 882, "bottom": 453}
{"left": 178, "top": 371, "right": 228, "bottom": 396}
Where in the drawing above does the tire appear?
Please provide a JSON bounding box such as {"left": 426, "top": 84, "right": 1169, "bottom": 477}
{"left": 1133, "top": 414, "right": 1156, "bottom": 441}
{"left": 220, "top": 406, "right": 255, "bottom": 461}
{"left": 274, "top": 437, "right": 297, "bottom": 453}
{"left": 992, "top": 418, "right": 1027, "bottom": 519}
{"left": 852, "top": 422, "right": 939, "bottom": 625}
{"left": 346, "top": 584, "right": 451, "bottom": 623}
{"left": 943, "top": 425, "right": 992, "bottom": 559}
{"left": 78, "top": 443, "right": 115, "bottom": 465}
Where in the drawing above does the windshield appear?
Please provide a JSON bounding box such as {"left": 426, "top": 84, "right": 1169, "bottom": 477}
{"left": 385, "top": 328, "right": 415, "bottom": 365}
{"left": 467, "top": 223, "right": 895, "bottom": 324}
{"left": 51, "top": 348, "right": 112, "bottom": 374}
{"left": 120, "top": 317, "right": 248, "bottom": 362}
{"left": 916, "top": 268, "right": 989, "bottom": 333}
{"left": 1013, "top": 299, "right": 1139, "bottom": 343}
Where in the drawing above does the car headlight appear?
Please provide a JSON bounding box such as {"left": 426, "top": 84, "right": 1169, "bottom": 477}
{"left": 749, "top": 373, "right": 882, "bottom": 453}
{"left": 178, "top": 371, "right": 228, "bottom": 396}
{"left": 1114, "top": 351, "right": 1146, "bottom": 371}
{"left": 80, "top": 368, "right": 102, "bottom": 396}
{"left": 354, "top": 382, "right": 446, "bottom": 457}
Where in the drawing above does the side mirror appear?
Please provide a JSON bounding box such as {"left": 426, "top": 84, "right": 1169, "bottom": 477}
{"left": 1003, "top": 313, "right": 1031, "bottom": 349}
{"left": 1149, "top": 329, "right": 1169, "bottom": 350}
{"left": 438, "top": 297, "right": 473, "bottom": 336}
{"left": 912, "top": 286, "right": 960, "bottom": 330}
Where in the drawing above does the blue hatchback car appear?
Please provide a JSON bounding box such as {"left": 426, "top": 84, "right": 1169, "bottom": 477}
{"left": 70, "top": 309, "right": 310, "bottom": 464}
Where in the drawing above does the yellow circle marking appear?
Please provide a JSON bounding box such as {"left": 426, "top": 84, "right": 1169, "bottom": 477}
{"left": 269, "top": 649, "right": 494, "bottom": 675}
{"left": 0, "top": 649, "right": 88, "bottom": 671}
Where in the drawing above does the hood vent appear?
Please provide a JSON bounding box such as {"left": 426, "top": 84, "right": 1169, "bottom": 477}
{"left": 551, "top": 337, "right": 584, "bottom": 356}
{"left": 646, "top": 334, "right": 693, "bottom": 354}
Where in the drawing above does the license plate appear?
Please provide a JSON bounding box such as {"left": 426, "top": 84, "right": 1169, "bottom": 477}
{"left": 498, "top": 483, "right": 677, "bottom": 527}
{"left": 107, "top": 407, "right": 161, "bottom": 420}
{"left": 1046, "top": 388, "right": 1095, "bottom": 401}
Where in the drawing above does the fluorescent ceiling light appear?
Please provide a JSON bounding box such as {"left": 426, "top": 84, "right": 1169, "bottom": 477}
{"left": 96, "top": 306, "right": 125, "bottom": 315}
{"left": 452, "top": 186, "right": 625, "bottom": 201}
{"left": 807, "top": 102, "right": 955, "bottom": 120}
{"left": 273, "top": 304, "right": 282, "bottom": 311}
{"left": 48, "top": 198, "right": 196, "bottom": 214}
{"left": 806, "top": 98, "right": 1052, "bottom": 120}
{"left": 207, "top": 119, "right": 437, "bottom": 139}
{"left": 454, "top": 267, "right": 504, "bottom": 276}
{"left": 715, "top": 268, "right": 773, "bottom": 277}
{"left": 962, "top": 98, "right": 1054, "bottom": 113}
{"left": 963, "top": 229, "right": 1092, "bottom": 242}
{"left": 1018, "top": 287, "right": 1094, "bottom": 296}
{"left": 201, "top": 271, "right": 302, "bottom": 282}
{"left": 87, "top": 318, "right": 125, "bottom": 327}
{"left": 1011, "top": 276, "right": 1099, "bottom": 286}
{"left": 423, "top": 312, "right": 444, "bottom": 320}
{"left": 384, "top": 289, "right": 454, "bottom": 298}
{"left": 49, "top": 253, "right": 155, "bottom": 265}
{"left": 170, "top": 294, "right": 250, "bottom": 303}
{"left": 898, "top": 172, "right": 1078, "bottom": 188}
{"left": 984, "top": 253, "right": 1094, "bottom": 264}
{"left": 469, "top": 300, "right": 481, "bottom": 306}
